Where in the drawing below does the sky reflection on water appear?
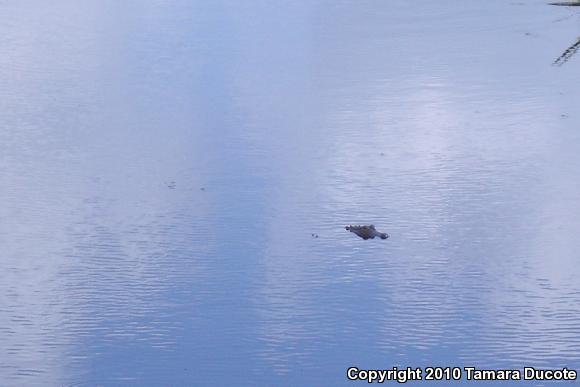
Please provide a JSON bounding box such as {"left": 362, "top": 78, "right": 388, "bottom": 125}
{"left": 1, "top": 1, "right": 580, "bottom": 386}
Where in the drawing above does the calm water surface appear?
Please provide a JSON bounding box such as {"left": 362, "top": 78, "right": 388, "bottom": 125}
{"left": 1, "top": 1, "right": 580, "bottom": 386}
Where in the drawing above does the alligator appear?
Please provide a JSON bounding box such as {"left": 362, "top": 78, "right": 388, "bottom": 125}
{"left": 345, "top": 225, "right": 389, "bottom": 240}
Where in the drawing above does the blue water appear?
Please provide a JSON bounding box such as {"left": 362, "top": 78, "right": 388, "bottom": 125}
{"left": 1, "top": 1, "right": 580, "bottom": 386}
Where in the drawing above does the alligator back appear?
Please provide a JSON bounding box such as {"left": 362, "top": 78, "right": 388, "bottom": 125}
{"left": 345, "top": 225, "right": 389, "bottom": 240}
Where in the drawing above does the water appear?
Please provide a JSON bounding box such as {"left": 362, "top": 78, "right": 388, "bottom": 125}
{"left": 1, "top": 1, "right": 580, "bottom": 386}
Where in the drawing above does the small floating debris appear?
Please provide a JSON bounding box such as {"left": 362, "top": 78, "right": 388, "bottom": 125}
{"left": 166, "top": 181, "right": 176, "bottom": 189}
{"left": 345, "top": 225, "right": 389, "bottom": 240}
{"left": 553, "top": 37, "right": 580, "bottom": 66}
{"left": 311, "top": 233, "right": 319, "bottom": 238}
{"left": 200, "top": 187, "right": 205, "bottom": 191}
